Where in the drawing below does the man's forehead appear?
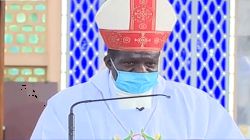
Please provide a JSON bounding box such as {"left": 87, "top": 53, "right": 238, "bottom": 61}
{"left": 112, "top": 50, "right": 160, "bottom": 59}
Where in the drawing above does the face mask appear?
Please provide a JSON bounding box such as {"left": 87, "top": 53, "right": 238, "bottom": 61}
{"left": 110, "top": 58, "right": 158, "bottom": 94}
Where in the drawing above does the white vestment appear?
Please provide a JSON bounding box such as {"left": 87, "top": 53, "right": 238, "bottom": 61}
{"left": 31, "top": 69, "right": 244, "bottom": 139}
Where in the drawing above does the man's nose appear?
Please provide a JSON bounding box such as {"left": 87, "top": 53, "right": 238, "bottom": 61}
{"left": 134, "top": 64, "right": 147, "bottom": 73}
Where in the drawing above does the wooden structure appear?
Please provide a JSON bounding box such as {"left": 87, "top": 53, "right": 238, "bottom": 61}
{"left": 1, "top": 0, "right": 61, "bottom": 139}
{"left": 0, "top": 1, "right": 5, "bottom": 139}
{"left": 4, "top": 82, "right": 57, "bottom": 140}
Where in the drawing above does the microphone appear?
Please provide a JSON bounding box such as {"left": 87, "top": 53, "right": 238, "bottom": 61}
{"left": 68, "top": 94, "right": 170, "bottom": 140}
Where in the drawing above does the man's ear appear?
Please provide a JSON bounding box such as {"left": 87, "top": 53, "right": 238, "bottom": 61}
{"left": 104, "top": 55, "right": 112, "bottom": 69}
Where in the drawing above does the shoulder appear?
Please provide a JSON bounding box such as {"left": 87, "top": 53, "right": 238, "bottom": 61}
{"left": 47, "top": 70, "right": 110, "bottom": 110}
{"left": 159, "top": 77, "right": 210, "bottom": 100}
{"left": 46, "top": 82, "right": 95, "bottom": 111}
{"left": 159, "top": 77, "right": 219, "bottom": 111}
{"left": 50, "top": 82, "right": 93, "bottom": 101}
{"left": 161, "top": 79, "right": 233, "bottom": 124}
{"left": 48, "top": 69, "right": 110, "bottom": 105}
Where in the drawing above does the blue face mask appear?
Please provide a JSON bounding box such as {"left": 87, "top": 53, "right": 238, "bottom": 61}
{"left": 110, "top": 58, "right": 158, "bottom": 94}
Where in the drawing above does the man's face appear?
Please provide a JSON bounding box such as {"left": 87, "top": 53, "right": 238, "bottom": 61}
{"left": 104, "top": 50, "right": 160, "bottom": 80}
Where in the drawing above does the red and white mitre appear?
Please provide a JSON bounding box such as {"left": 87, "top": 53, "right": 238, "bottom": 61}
{"left": 95, "top": 0, "right": 177, "bottom": 52}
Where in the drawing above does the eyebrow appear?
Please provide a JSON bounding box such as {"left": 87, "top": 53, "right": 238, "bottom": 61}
{"left": 119, "top": 57, "right": 159, "bottom": 63}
